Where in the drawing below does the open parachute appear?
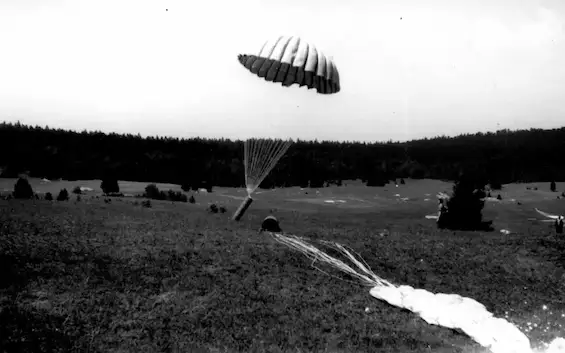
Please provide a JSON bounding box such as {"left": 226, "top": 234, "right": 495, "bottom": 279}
{"left": 232, "top": 36, "right": 341, "bottom": 221}
{"left": 237, "top": 36, "right": 341, "bottom": 94}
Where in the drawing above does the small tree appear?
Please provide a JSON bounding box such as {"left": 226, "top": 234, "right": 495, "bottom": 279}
{"left": 189, "top": 195, "right": 195, "bottom": 204}
{"left": 145, "top": 184, "right": 165, "bottom": 200}
{"left": 72, "top": 186, "right": 82, "bottom": 194}
{"left": 400, "top": 178, "right": 406, "bottom": 185}
{"left": 57, "top": 188, "right": 69, "bottom": 201}
{"left": 101, "top": 178, "right": 119, "bottom": 194}
{"left": 167, "top": 190, "right": 187, "bottom": 202}
{"left": 45, "top": 192, "right": 53, "bottom": 201}
{"left": 443, "top": 173, "right": 487, "bottom": 231}
{"left": 550, "top": 181, "right": 557, "bottom": 192}
{"left": 13, "top": 177, "right": 34, "bottom": 199}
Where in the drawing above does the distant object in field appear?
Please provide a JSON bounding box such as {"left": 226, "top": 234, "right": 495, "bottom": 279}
{"left": 378, "top": 229, "right": 390, "bottom": 237}
{"left": 41, "top": 178, "right": 51, "bottom": 183}
{"left": 207, "top": 203, "right": 218, "bottom": 213}
{"left": 80, "top": 186, "right": 93, "bottom": 192}
{"left": 260, "top": 215, "right": 281, "bottom": 233}
{"left": 324, "top": 199, "right": 346, "bottom": 204}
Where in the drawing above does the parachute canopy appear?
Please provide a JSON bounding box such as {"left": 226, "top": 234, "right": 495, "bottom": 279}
{"left": 238, "top": 36, "right": 340, "bottom": 94}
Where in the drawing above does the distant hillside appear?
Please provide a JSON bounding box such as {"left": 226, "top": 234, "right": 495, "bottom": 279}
{"left": 0, "top": 121, "right": 564, "bottom": 188}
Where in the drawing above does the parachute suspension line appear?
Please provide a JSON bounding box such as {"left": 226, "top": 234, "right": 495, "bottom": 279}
{"left": 244, "top": 138, "right": 293, "bottom": 195}
{"left": 232, "top": 137, "right": 292, "bottom": 222}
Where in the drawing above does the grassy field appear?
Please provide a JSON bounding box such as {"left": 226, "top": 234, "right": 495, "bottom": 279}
{"left": 1, "top": 178, "right": 565, "bottom": 353}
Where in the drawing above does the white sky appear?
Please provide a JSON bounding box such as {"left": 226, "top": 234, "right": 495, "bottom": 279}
{"left": 0, "top": 0, "right": 564, "bottom": 142}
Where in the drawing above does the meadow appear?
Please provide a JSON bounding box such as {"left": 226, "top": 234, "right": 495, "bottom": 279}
{"left": 1, "top": 178, "right": 565, "bottom": 353}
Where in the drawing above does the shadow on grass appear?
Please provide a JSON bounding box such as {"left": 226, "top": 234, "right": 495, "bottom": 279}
{"left": 0, "top": 246, "right": 120, "bottom": 291}
{"left": 0, "top": 303, "right": 76, "bottom": 353}
{"left": 439, "top": 220, "right": 495, "bottom": 232}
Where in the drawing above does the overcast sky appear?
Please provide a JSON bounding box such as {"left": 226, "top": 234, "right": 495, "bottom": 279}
{"left": 1, "top": 0, "right": 564, "bottom": 142}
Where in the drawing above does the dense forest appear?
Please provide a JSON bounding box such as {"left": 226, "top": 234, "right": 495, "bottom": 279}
{"left": 0, "top": 121, "right": 564, "bottom": 189}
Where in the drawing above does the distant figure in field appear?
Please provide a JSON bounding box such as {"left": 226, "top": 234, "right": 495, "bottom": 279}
{"left": 437, "top": 199, "right": 448, "bottom": 227}
{"left": 260, "top": 215, "right": 282, "bottom": 233}
{"left": 556, "top": 216, "right": 564, "bottom": 234}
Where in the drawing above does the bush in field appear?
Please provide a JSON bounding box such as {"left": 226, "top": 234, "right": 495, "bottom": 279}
{"left": 144, "top": 184, "right": 187, "bottom": 202}
{"left": 207, "top": 204, "right": 218, "bottom": 213}
{"left": 13, "top": 177, "right": 34, "bottom": 199}
{"left": 141, "top": 199, "right": 152, "bottom": 208}
{"left": 57, "top": 188, "right": 69, "bottom": 201}
{"left": 167, "top": 190, "right": 187, "bottom": 202}
{"left": 106, "top": 192, "right": 124, "bottom": 197}
{"left": 551, "top": 181, "right": 557, "bottom": 192}
{"left": 72, "top": 186, "right": 82, "bottom": 194}
{"left": 144, "top": 184, "right": 165, "bottom": 200}
{"left": 45, "top": 192, "right": 53, "bottom": 201}
{"left": 189, "top": 195, "right": 195, "bottom": 204}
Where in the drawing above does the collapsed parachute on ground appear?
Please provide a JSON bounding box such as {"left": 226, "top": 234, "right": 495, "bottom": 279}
{"left": 232, "top": 36, "right": 341, "bottom": 222}
{"left": 237, "top": 36, "right": 341, "bottom": 94}
{"left": 271, "top": 232, "right": 536, "bottom": 353}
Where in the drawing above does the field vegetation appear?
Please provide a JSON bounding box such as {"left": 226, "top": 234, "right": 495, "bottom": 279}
{"left": 2, "top": 178, "right": 565, "bottom": 353}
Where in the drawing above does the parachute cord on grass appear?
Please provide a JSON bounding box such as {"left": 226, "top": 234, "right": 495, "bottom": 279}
{"left": 270, "top": 232, "right": 394, "bottom": 288}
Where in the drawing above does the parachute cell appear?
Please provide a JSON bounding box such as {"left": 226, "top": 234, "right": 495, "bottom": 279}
{"left": 238, "top": 36, "right": 341, "bottom": 94}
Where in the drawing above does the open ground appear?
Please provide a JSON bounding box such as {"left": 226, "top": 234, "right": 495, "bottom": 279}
{"left": 1, "top": 178, "right": 565, "bottom": 353}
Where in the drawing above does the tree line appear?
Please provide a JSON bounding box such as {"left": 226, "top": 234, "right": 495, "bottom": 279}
{"left": 1, "top": 121, "right": 564, "bottom": 189}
